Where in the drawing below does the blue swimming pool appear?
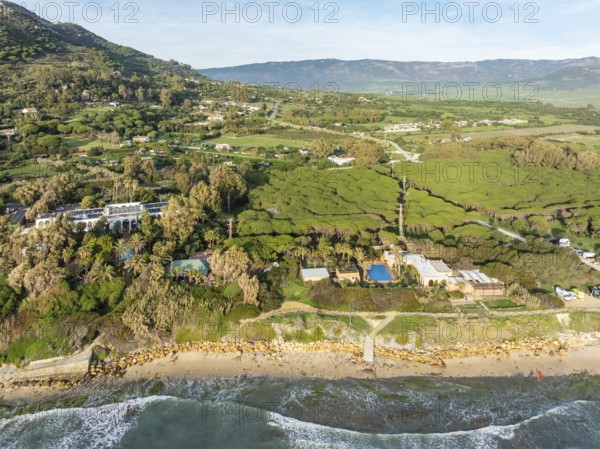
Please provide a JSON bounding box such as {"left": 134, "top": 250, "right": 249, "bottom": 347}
{"left": 367, "top": 264, "right": 395, "bottom": 282}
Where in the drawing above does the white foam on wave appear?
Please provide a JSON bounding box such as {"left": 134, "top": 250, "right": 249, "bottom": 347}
{"left": 0, "top": 395, "right": 174, "bottom": 449}
{"left": 267, "top": 400, "right": 600, "bottom": 449}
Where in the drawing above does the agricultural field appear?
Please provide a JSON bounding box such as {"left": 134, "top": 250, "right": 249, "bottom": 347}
{"left": 404, "top": 189, "right": 483, "bottom": 234}
{"left": 397, "top": 150, "right": 600, "bottom": 218}
{"left": 64, "top": 137, "right": 111, "bottom": 151}
{"left": 209, "top": 134, "right": 311, "bottom": 149}
{"left": 238, "top": 167, "right": 401, "bottom": 237}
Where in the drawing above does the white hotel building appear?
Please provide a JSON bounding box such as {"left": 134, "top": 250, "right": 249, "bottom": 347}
{"left": 36, "top": 202, "right": 167, "bottom": 232}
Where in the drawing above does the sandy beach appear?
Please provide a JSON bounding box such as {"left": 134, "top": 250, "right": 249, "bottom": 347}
{"left": 2, "top": 342, "right": 599, "bottom": 404}
{"left": 120, "top": 343, "right": 600, "bottom": 381}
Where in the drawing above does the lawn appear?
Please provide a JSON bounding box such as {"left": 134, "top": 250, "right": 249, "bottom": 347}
{"left": 65, "top": 136, "right": 112, "bottom": 151}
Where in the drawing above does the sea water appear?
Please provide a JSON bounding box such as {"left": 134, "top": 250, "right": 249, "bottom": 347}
{"left": 1, "top": 375, "right": 599, "bottom": 448}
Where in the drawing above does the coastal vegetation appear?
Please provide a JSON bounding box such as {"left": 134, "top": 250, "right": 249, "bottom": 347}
{"left": 1, "top": 1, "right": 600, "bottom": 368}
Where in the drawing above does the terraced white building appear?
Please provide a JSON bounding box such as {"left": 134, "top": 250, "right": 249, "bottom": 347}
{"left": 35, "top": 202, "right": 167, "bottom": 232}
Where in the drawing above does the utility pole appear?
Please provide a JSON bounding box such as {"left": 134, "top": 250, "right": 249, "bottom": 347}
{"left": 399, "top": 203, "right": 404, "bottom": 238}
{"left": 227, "top": 217, "right": 235, "bottom": 239}
{"left": 399, "top": 176, "right": 407, "bottom": 238}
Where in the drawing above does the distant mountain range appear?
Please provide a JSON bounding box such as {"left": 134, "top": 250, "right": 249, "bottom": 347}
{"left": 199, "top": 58, "right": 600, "bottom": 94}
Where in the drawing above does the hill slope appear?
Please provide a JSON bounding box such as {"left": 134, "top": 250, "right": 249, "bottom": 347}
{"left": 0, "top": 1, "right": 208, "bottom": 105}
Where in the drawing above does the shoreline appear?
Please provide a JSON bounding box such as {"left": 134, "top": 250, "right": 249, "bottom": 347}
{"left": 2, "top": 338, "right": 600, "bottom": 404}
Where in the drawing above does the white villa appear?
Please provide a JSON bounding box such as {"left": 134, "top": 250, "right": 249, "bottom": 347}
{"left": 215, "top": 143, "right": 233, "bottom": 151}
{"left": 328, "top": 156, "right": 356, "bottom": 166}
{"left": 405, "top": 254, "right": 452, "bottom": 287}
{"left": 35, "top": 202, "right": 167, "bottom": 232}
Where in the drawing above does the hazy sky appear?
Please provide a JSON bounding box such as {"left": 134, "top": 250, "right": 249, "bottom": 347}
{"left": 18, "top": 0, "right": 600, "bottom": 68}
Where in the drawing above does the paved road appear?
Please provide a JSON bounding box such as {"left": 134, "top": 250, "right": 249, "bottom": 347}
{"left": 269, "top": 101, "right": 279, "bottom": 121}
{"left": 579, "top": 255, "right": 600, "bottom": 272}
{"left": 469, "top": 220, "right": 527, "bottom": 244}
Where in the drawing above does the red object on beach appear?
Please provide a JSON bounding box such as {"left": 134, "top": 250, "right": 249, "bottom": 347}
{"left": 536, "top": 370, "right": 545, "bottom": 379}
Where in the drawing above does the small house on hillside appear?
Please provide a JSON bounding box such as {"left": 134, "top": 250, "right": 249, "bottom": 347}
{"left": 328, "top": 156, "right": 356, "bottom": 166}
{"left": 22, "top": 108, "right": 38, "bottom": 114}
{"left": 215, "top": 143, "right": 233, "bottom": 151}
{"left": 132, "top": 135, "right": 151, "bottom": 144}
{"left": 301, "top": 268, "right": 330, "bottom": 283}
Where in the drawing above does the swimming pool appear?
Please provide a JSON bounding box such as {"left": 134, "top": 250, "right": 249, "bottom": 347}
{"left": 367, "top": 264, "right": 395, "bottom": 282}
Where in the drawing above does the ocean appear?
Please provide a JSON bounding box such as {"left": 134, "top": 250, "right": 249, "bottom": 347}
{"left": 1, "top": 375, "right": 599, "bottom": 448}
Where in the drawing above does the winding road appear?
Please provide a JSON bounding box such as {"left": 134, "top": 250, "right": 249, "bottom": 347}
{"left": 268, "top": 100, "right": 421, "bottom": 163}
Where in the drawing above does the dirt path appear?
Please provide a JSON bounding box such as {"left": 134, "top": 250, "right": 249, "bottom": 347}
{"left": 243, "top": 301, "right": 600, "bottom": 325}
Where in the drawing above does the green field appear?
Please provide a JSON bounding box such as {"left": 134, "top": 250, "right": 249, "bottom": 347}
{"left": 398, "top": 150, "right": 600, "bottom": 218}
{"left": 238, "top": 167, "right": 401, "bottom": 236}
{"left": 209, "top": 134, "right": 311, "bottom": 149}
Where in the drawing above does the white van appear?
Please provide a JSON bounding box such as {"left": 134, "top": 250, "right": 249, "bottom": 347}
{"left": 559, "top": 238, "right": 571, "bottom": 248}
{"left": 555, "top": 286, "right": 577, "bottom": 301}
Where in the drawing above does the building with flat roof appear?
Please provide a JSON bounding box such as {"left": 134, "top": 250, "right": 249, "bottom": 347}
{"left": 35, "top": 202, "right": 167, "bottom": 232}
{"left": 301, "top": 268, "right": 330, "bottom": 283}
{"left": 405, "top": 254, "right": 452, "bottom": 286}
{"left": 335, "top": 266, "right": 361, "bottom": 284}
{"left": 328, "top": 156, "right": 356, "bottom": 166}
{"left": 447, "top": 270, "right": 506, "bottom": 301}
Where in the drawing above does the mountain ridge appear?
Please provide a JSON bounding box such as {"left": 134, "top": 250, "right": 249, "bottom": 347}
{"left": 198, "top": 57, "right": 600, "bottom": 93}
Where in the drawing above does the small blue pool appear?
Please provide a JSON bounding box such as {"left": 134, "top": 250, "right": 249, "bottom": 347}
{"left": 367, "top": 264, "right": 395, "bottom": 282}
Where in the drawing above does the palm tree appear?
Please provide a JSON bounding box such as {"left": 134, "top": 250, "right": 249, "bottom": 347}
{"left": 149, "top": 263, "right": 166, "bottom": 282}
{"left": 99, "top": 264, "right": 115, "bottom": 282}
{"left": 334, "top": 242, "right": 353, "bottom": 265}
{"left": 77, "top": 246, "right": 93, "bottom": 269}
{"left": 113, "top": 239, "right": 129, "bottom": 265}
{"left": 204, "top": 228, "right": 222, "bottom": 249}
{"left": 128, "top": 233, "right": 145, "bottom": 255}
{"left": 151, "top": 242, "right": 173, "bottom": 266}
{"left": 292, "top": 246, "right": 310, "bottom": 264}
{"left": 171, "top": 266, "right": 183, "bottom": 280}
{"left": 124, "top": 255, "right": 148, "bottom": 276}
{"left": 83, "top": 268, "right": 99, "bottom": 285}
{"left": 353, "top": 248, "right": 368, "bottom": 274}
{"left": 185, "top": 269, "right": 205, "bottom": 285}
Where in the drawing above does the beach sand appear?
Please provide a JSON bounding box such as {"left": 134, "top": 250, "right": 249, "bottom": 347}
{"left": 2, "top": 344, "right": 599, "bottom": 403}
{"left": 120, "top": 343, "right": 600, "bottom": 382}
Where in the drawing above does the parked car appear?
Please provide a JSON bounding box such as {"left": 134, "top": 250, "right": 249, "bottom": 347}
{"left": 556, "top": 286, "right": 577, "bottom": 301}
{"left": 573, "top": 248, "right": 584, "bottom": 255}
{"left": 590, "top": 287, "right": 600, "bottom": 299}
{"left": 583, "top": 252, "right": 596, "bottom": 260}
{"left": 572, "top": 288, "right": 585, "bottom": 300}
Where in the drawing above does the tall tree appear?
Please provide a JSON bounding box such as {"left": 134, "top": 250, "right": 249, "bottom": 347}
{"left": 209, "top": 166, "right": 247, "bottom": 213}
